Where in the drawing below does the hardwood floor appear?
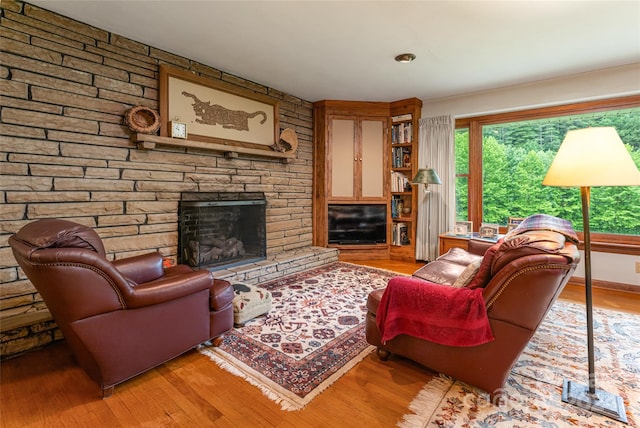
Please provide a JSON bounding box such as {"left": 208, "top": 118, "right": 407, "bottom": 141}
{"left": 1, "top": 259, "right": 638, "bottom": 427}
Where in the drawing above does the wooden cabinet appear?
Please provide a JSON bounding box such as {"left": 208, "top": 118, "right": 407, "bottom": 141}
{"left": 328, "top": 117, "right": 387, "bottom": 200}
{"left": 389, "top": 98, "right": 422, "bottom": 262}
{"left": 313, "top": 101, "right": 390, "bottom": 260}
{"left": 313, "top": 99, "right": 421, "bottom": 261}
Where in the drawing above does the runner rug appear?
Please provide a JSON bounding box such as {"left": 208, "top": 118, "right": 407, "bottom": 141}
{"left": 398, "top": 300, "right": 640, "bottom": 427}
{"left": 199, "top": 261, "right": 396, "bottom": 411}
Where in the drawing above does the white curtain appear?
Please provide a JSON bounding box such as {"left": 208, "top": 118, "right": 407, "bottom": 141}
{"left": 416, "top": 115, "right": 456, "bottom": 261}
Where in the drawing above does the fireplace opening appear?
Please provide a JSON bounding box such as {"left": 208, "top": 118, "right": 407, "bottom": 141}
{"left": 178, "top": 192, "right": 266, "bottom": 271}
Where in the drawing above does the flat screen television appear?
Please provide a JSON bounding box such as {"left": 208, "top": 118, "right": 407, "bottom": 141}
{"left": 328, "top": 204, "right": 387, "bottom": 244}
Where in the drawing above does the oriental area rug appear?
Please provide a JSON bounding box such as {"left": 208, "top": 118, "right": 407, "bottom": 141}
{"left": 398, "top": 301, "right": 640, "bottom": 427}
{"left": 199, "top": 262, "right": 396, "bottom": 411}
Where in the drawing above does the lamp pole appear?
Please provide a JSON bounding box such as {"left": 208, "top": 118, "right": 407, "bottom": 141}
{"left": 425, "top": 186, "right": 433, "bottom": 261}
{"left": 580, "top": 186, "right": 595, "bottom": 395}
{"left": 411, "top": 168, "right": 441, "bottom": 261}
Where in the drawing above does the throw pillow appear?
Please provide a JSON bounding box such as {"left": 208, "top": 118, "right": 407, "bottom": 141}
{"left": 465, "top": 240, "right": 502, "bottom": 289}
{"left": 413, "top": 262, "right": 467, "bottom": 286}
{"left": 436, "top": 247, "right": 482, "bottom": 266}
{"left": 452, "top": 258, "right": 482, "bottom": 288}
{"left": 413, "top": 248, "right": 484, "bottom": 286}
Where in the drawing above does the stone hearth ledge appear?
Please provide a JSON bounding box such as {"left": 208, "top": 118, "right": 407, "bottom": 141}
{"left": 213, "top": 246, "right": 339, "bottom": 284}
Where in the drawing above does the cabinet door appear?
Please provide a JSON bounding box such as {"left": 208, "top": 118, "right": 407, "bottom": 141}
{"left": 329, "top": 118, "right": 355, "bottom": 198}
{"left": 360, "top": 119, "right": 385, "bottom": 198}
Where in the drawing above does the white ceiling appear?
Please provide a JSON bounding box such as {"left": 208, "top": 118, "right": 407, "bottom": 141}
{"left": 29, "top": 1, "right": 640, "bottom": 103}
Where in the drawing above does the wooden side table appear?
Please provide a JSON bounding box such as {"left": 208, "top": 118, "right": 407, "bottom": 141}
{"left": 438, "top": 233, "right": 471, "bottom": 256}
{"left": 438, "top": 233, "right": 502, "bottom": 256}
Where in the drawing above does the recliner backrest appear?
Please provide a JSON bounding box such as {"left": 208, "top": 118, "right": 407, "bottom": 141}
{"left": 9, "top": 220, "right": 127, "bottom": 325}
{"left": 12, "top": 218, "right": 106, "bottom": 256}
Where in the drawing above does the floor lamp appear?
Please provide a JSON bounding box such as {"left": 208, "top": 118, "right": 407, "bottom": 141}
{"left": 542, "top": 127, "right": 639, "bottom": 423}
{"left": 411, "top": 168, "right": 442, "bottom": 261}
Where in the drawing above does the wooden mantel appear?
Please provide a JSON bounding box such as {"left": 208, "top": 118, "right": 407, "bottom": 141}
{"left": 132, "top": 134, "right": 296, "bottom": 163}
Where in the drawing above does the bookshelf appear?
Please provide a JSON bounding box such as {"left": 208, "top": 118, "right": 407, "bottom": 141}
{"left": 389, "top": 98, "right": 422, "bottom": 262}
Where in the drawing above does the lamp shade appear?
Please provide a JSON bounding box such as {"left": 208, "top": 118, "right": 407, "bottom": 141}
{"left": 542, "top": 127, "right": 640, "bottom": 187}
{"left": 411, "top": 168, "right": 442, "bottom": 185}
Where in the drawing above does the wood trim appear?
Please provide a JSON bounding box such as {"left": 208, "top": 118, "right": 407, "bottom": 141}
{"left": 456, "top": 94, "right": 640, "bottom": 127}
{"left": 333, "top": 244, "right": 390, "bottom": 261}
{"left": 312, "top": 103, "right": 329, "bottom": 247}
{"left": 312, "top": 100, "right": 390, "bottom": 117}
{"left": 468, "top": 121, "right": 483, "bottom": 231}
{"left": 579, "top": 238, "right": 640, "bottom": 255}
{"left": 390, "top": 97, "right": 423, "bottom": 116}
{"left": 567, "top": 276, "right": 640, "bottom": 294}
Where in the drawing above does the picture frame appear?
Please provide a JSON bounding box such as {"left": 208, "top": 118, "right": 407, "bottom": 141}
{"left": 479, "top": 223, "right": 500, "bottom": 240}
{"left": 507, "top": 216, "right": 525, "bottom": 232}
{"left": 159, "top": 65, "right": 279, "bottom": 150}
{"left": 454, "top": 221, "right": 473, "bottom": 237}
{"left": 402, "top": 152, "right": 411, "bottom": 168}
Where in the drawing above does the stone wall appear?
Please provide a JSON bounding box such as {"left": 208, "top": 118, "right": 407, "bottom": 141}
{"left": 0, "top": 1, "right": 315, "bottom": 358}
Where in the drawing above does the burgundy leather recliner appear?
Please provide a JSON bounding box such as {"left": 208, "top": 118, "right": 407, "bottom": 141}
{"left": 366, "top": 228, "right": 580, "bottom": 403}
{"left": 9, "top": 219, "right": 234, "bottom": 397}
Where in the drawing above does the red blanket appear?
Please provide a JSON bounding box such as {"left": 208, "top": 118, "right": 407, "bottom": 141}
{"left": 376, "top": 276, "right": 494, "bottom": 347}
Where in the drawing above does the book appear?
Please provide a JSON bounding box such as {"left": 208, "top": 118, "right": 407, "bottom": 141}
{"left": 392, "top": 222, "right": 408, "bottom": 246}
{"left": 399, "top": 223, "right": 409, "bottom": 245}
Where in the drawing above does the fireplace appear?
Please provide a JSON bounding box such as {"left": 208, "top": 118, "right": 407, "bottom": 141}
{"left": 178, "top": 192, "right": 266, "bottom": 270}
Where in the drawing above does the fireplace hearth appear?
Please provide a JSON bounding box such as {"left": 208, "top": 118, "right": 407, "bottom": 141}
{"left": 178, "top": 192, "right": 266, "bottom": 270}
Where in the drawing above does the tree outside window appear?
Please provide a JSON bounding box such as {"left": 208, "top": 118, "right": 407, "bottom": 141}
{"left": 455, "top": 100, "right": 639, "bottom": 238}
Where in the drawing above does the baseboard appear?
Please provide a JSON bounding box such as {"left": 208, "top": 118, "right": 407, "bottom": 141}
{"left": 568, "top": 276, "right": 640, "bottom": 294}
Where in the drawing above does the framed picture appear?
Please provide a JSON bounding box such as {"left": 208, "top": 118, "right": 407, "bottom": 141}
{"left": 402, "top": 152, "right": 411, "bottom": 168}
{"left": 159, "top": 65, "right": 279, "bottom": 150}
{"left": 479, "top": 223, "right": 500, "bottom": 240}
{"left": 507, "top": 216, "right": 525, "bottom": 232}
{"left": 454, "top": 221, "right": 473, "bottom": 236}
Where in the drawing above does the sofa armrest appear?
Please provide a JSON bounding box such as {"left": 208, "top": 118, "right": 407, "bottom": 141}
{"left": 163, "top": 264, "right": 197, "bottom": 277}
{"left": 375, "top": 276, "right": 493, "bottom": 347}
{"left": 113, "top": 252, "right": 164, "bottom": 284}
{"left": 468, "top": 239, "right": 494, "bottom": 255}
{"left": 122, "top": 270, "right": 214, "bottom": 309}
{"left": 366, "top": 288, "right": 386, "bottom": 315}
{"left": 210, "top": 279, "right": 234, "bottom": 310}
{"left": 482, "top": 253, "right": 576, "bottom": 331}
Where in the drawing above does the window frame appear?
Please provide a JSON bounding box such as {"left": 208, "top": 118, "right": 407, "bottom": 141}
{"left": 455, "top": 95, "right": 640, "bottom": 253}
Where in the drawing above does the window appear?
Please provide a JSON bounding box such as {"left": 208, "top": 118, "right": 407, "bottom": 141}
{"left": 455, "top": 96, "right": 640, "bottom": 246}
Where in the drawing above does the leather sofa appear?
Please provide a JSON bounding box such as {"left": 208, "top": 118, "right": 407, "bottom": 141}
{"left": 366, "top": 226, "right": 580, "bottom": 403}
{"left": 9, "top": 219, "right": 234, "bottom": 397}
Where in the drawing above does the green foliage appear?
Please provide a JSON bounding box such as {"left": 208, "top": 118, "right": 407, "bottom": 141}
{"left": 455, "top": 129, "right": 469, "bottom": 220}
{"left": 461, "top": 108, "right": 639, "bottom": 235}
